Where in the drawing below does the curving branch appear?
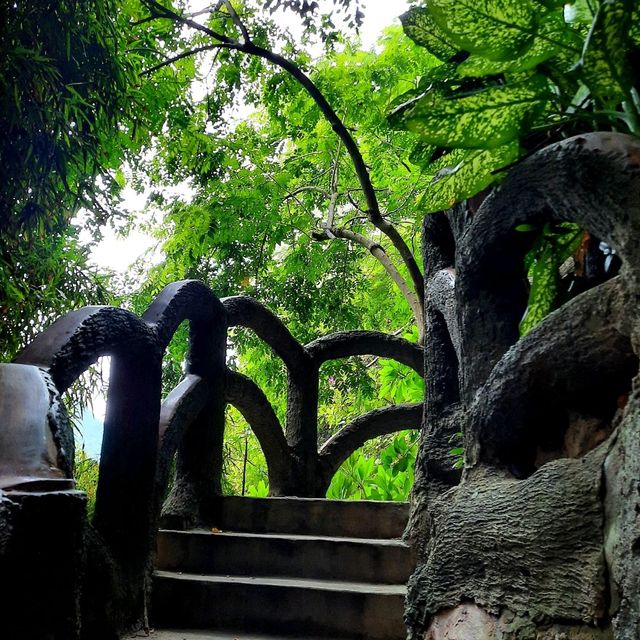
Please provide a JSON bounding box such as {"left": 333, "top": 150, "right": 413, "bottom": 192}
{"left": 222, "top": 295, "right": 309, "bottom": 374}
{"left": 314, "top": 226, "right": 425, "bottom": 340}
{"left": 318, "top": 403, "right": 423, "bottom": 490}
{"left": 467, "top": 277, "right": 637, "bottom": 473}
{"left": 225, "top": 369, "right": 292, "bottom": 494}
{"left": 306, "top": 330, "right": 423, "bottom": 375}
{"left": 456, "top": 132, "right": 640, "bottom": 400}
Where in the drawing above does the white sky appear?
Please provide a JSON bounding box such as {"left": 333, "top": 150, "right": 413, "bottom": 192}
{"left": 88, "top": 1, "right": 409, "bottom": 275}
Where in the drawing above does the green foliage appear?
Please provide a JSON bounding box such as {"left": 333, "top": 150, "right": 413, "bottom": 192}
{"left": 519, "top": 222, "right": 581, "bottom": 334}
{"left": 448, "top": 431, "right": 464, "bottom": 470}
{"left": 579, "top": 0, "right": 634, "bottom": 104}
{"left": 391, "top": 0, "right": 640, "bottom": 214}
{"left": 222, "top": 407, "right": 270, "bottom": 496}
{"left": 391, "top": 74, "right": 551, "bottom": 149}
{"left": 378, "top": 358, "right": 424, "bottom": 404}
{"left": 0, "top": 0, "right": 197, "bottom": 360}
{"left": 74, "top": 448, "right": 100, "bottom": 519}
{"left": 327, "top": 430, "right": 418, "bottom": 501}
{"left": 125, "top": 27, "right": 432, "bottom": 496}
{"left": 426, "top": 0, "right": 538, "bottom": 61}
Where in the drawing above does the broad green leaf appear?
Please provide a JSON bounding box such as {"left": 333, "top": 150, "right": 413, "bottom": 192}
{"left": 520, "top": 226, "right": 581, "bottom": 334}
{"left": 520, "top": 242, "right": 559, "bottom": 335}
{"left": 419, "top": 142, "right": 519, "bottom": 212}
{"left": 457, "top": 9, "right": 577, "bottom": 76}
{"left": 409, "top": 142, "right": 437, "bottom": 169}
{"left": 426, "top": 0, "right": 539, "bottom": 61}
{"left": 400, "top": 7, "right": 458, "bottom": 62}
{"left": 114, "top": 167, "right": 126, "bottom": 188}
{"left": 580, "top": 0, "right": 633, "bottom": 103}
{"left": 388, "top": 64, "right": 460, "bottom": 112}
{"left": 389, "top": 75, "right": 551, "bottom": 149}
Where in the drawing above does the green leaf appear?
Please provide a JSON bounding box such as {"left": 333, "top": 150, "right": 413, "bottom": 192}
{"left": 389, "top": 75, "right": 551, "bottom": 149}
{"left": 579, "top": 0, "right": 634, "bottom": 104}
{"left": 114, "top": 167, "right": 126, "bottom": 188}
{"left": 426, "top": 0, "right": 539, "bottom": 61}
{"left": 457, "top": 9, "right": 578, "bottom": 76}
{"left": 520, "top": 241, "right": 559, "bottom": 335}
{"left": 400, "top": 7, "right": 458, "bottom": 61}
{"left": 631, "top": 8, "right": 640, "bottom": 45}
{"left": 419, "top": 142, "right": 519, "bottom": 212}
{"left": 409, "top": 142, "right": 437, "bottom": 169}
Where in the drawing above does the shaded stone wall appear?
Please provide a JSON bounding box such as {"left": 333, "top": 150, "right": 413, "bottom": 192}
{"left": 406, "top": 132, "right": 640, "bottom": 640}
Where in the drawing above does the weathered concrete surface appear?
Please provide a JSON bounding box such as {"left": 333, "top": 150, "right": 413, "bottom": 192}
{"left": 215, "top": 495, "right": 409, "bottom": 539}
{"left": 604, "top": 397, "right": 640, "bottom": 639}
{"left": 156, "top": 529, "right": 413, "bottom": 584}
{"left": 153, "top": 571, "right": 406, "bottom": 640}
{"left": 130, "top": 631, "right": 350, "bottom": 639}
{"left": 0, "top": 489, "right": 87, "bottom": 640}
{"left": 407, "top": 447, "right": 610, "bottom": 630}
{"left": 152, "top": 498, "right": 410, "bottom": 640}
{"left": 423, "top": 603, "right": 613, "bottom": 640}
{"left": 408, "top": 133, "right": 640, "bottom": 640}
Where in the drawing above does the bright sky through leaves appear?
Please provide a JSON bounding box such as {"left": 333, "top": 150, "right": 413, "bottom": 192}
{"left": 87, "top": 1, "right": 409, "bottom": 276}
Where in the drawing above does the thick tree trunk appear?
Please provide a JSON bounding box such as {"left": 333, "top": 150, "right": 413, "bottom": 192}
{"left": 406, "top": 132, "right": 640, "bottom": 639}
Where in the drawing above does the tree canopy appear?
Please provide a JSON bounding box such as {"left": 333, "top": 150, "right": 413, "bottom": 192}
{"left": 2, "top": 0, "right": 639, "bottom": 498}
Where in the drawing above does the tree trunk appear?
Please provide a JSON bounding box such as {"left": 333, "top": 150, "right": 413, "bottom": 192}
{"left": 406, "top": 132, "right": 640, "bottom": 640}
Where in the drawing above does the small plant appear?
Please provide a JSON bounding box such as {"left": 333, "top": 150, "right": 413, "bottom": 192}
{"left": 327, "top": 430, "right": 418, "bottom": 501}
{"left": 448, "top": 431, "right": 465, "bottom": 470}
{"left": 74, "top": 448, "right": 100, "bottom": 519}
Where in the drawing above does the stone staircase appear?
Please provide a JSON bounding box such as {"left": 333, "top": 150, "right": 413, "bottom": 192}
{"left": 150, "top": 496, "right": 413, "bottom": 640}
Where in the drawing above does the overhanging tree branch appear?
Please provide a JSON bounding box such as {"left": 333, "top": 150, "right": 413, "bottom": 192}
{"left": 313, "top": 225, "right": 424, "bottom": 341}
{"left": 139, "top": 0, "right": 425, "bottom": 313}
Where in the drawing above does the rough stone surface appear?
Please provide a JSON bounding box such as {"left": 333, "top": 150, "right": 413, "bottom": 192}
{"left": 408, "top": 447, "right": 610, "bottom": 631}
{"left": 423, "top": 604, "right": 613, "bottom": 640}
{"left": 408, "top": 132, "right": 640, "bottom": 640}
{"left": 1, "top": 490, "right": 87, "bottom": 640}
{"left": 604, "top": 396, "right": 640, "bottom": 639}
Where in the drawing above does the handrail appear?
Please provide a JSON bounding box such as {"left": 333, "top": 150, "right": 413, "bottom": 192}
{"left": 2, "top": 278, "right": 424, "bottom": 635}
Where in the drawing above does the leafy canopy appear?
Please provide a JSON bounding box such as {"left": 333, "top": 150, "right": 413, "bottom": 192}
{"left": 390, "top": 0, "right": 640, "bottom": 213}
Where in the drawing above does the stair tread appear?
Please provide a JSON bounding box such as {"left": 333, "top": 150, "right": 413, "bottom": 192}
{"left": 133, "top": 630, "right": 354, "bottom": 640}
{"left": 221, "top": 496, "right": 409, "bottom": 506}
{"left": 154, "top": 570, "right": 407, "bottom": 595}
{"left": 160, "top": 528, "right": 409, "bottom": 547}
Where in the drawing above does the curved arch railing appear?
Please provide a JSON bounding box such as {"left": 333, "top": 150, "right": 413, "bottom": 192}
{"left": 1, "top": 278, "right": 423, "bottom": 634}
{"left": 222, "top": 295, "right": 424, "bottom": 495}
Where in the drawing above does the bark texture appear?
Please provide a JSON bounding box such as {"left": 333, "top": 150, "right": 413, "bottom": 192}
{"left": 407, "top": 132, "right": 640, "bottom": 640}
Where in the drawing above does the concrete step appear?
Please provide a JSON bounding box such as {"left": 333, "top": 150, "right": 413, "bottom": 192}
{"left": 215, "top": 496, "right": 409, "bottom": 539}
{"left": 152, "top": 571, "right": 407, "bottom": 640}
{"left": 156, "top": 529, "right": 414, "bottom": 584}
{"left": 134, "top": 631, "right": 353, "bottom": 639}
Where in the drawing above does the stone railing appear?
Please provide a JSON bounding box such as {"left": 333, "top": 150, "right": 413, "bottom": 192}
{"left": 0, "top": 280, "right": 422, "bottom": 637}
